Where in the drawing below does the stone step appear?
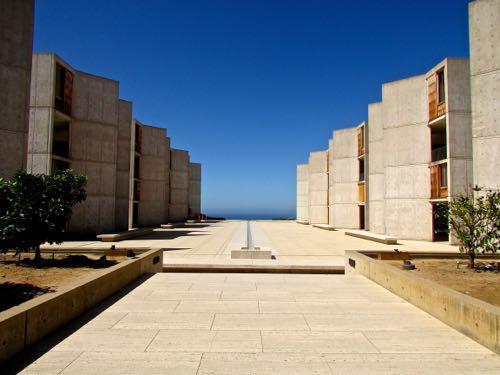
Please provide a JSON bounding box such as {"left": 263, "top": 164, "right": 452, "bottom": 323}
{"left": 345, "top": 230, "right": 397, "bottom": 245}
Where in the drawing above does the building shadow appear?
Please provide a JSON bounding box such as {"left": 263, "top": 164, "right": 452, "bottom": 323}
{"left": 2, "top": 273, "right": 155, "bottom": 374}
{"left": 139, "top": 229, "right": 208, "bottom": 241}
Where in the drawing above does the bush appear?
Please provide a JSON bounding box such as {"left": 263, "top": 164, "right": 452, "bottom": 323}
{"left": 0, "top": 170, "right": 87, "bottom": 261}
{"left": 449, "top": 187, "right": 499, "bottom": 268}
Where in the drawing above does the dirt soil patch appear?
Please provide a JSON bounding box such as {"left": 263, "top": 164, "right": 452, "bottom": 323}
{"left": 387, "top": 258, "right": 500, "bottom": 307}
{"left": 0, "top": 253, "right": 125, "bottom": 312}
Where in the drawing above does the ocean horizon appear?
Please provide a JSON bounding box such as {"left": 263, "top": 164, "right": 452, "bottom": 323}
{"left": 204, "top": 212, "right": 296, "bottom": 220}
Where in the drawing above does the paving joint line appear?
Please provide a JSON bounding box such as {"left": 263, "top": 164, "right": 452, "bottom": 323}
{"left": 143, "top": 329, "right": 161, "bottom": 352}
{"left": 56, "top": 350, "right": 84, "bottom": 374}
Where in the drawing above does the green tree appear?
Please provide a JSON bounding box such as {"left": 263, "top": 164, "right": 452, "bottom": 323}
{"left": 449, "top": 187, "right": 499, "bottom": 269}
{"left": 0, "top": 170, "right": 87, "bottom": 261}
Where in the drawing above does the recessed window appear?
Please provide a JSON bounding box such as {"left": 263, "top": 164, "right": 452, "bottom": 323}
{"left": 437, "top": 69, "right": 445, "bottom": 103}
{"left": 439, "top": 163, "right": 447, "bottom": 187}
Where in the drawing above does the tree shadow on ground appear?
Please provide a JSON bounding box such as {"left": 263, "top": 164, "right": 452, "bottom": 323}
{"left": 1, "top": 255, "right": 118, "bottom": 269}
{"left": 2, "top": 274, "right": 154, "bottom": 374}
{"left": 0, "top": 282, "right": 55, "bottom": 312}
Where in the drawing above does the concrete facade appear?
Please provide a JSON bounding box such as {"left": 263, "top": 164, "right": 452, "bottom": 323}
{"left": 188, "top": 162, "right": 202, "bottom": 217}
{"left": 27, "top": 53, "right": 131, "bottom": 235}
{"left": 382, "top": 75, "right": 432, "bottom": 241}
{"left": 307, "top": 151, "right": 329, "bottom": 224}
{"left": 367, "top": 102, "right": 385, "bottom": 235}
{"left": 136, "top": 124, "right": 169, "bottom": 227}
{"left": 469, "top": 0, "right": 500, "bottom": 192}
{"left": 0, "top": 0, "right": 34, "bottom": 179}
{"left": 169, "top": 149, "right": 190, "bottom": 222}
{"left": 330, "top": 126, "right": 361, "bottom": 229}
{"left": 296, "top": 164, "right": 309, "bottom": 223}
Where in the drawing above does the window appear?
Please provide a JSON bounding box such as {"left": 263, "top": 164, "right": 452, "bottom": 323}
{"left": 359, "top": 159, "right": 365, "bottom": 182}
{"left": 437, "top": 69, "right": 445, "bottom": 103}
{"left": 439, "top": 163, "right": 447, "bottom": 188}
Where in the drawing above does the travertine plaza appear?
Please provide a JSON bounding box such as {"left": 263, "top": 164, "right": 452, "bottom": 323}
{"left": 297, "top": 0, "right": 500, "bottom": 244}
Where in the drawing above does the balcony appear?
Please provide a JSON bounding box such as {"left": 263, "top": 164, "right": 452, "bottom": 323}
{"left": 431, "top": 146, "right": 447, "bottom": 162}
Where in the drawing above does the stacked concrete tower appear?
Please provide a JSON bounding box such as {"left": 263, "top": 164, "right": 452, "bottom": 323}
{"left": 469, "top": 0, "right": 500, "bottom": 192}
{"left": 169, "top": 149, "right": 190, "bottom": 222}
{"left": 188, "top": 162, "right": 202, "bottom": 217}
{"left": 27, "top": 53, "right": 202, "bottom": 235}
{"left": 0, "top": 0, "right": 34, "bottom": 179}
{"left": 296, "top": 0, "right": 498, "bottom": 244}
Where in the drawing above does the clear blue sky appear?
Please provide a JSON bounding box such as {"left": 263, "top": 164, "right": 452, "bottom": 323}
{"left": 34, "top": 0, "right": 471, "bottom": 217}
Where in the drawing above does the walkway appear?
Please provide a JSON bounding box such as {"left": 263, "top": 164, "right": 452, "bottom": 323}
{"left": 17, "top": 273, "right": 499, "bottom": 374}
{"left": 42, "top": 221, "right": 460, "bottom": 267}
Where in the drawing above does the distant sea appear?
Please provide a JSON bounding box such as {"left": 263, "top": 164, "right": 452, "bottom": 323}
{"left": 205, "top": 212, "right": 296, "bottom": 220}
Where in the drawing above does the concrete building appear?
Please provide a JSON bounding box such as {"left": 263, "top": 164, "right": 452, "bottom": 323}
{"left": 296, "top": 1, "right": 488, "bottom": 244}
{"left": 169, "top": 149, "right": 190, "bottom": 222}
{"left": 28, "top": 53, "right": 132, "bottom": 235}
{"left": 188, "top": 162, "right": 202, "bottom": 217}
{"left": 469, "top": 0, "right": 500, "bottom": 192}
{"left": 0, "top": 0, "right": 34, "bottom": 179}
{"left": 27, "top": 53, "right": 202, "bottom": 234}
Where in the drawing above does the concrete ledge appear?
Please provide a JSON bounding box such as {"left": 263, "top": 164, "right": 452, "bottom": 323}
{"left": 163, "top": 264, "right": 344, "bottom": 274}
{"left": 345, "top": 230, "right": 397, "bottom": 244}
{"left": 296, "top": 221, "right": 309, "bottom": 225}
{"left": 0, "top": 248, "right": 163, "bottom": 363}
{"left": 345, "top": 250, "right": 500, "bottom": 354}
{"left": 312, "top": 224, "right": 336, "bottom": 231}
{"left": 231, "top": 250, "right": 273, "bottom": 259}
{"left": 160, "top": 222, "right": 185, "bottom": 229}
{"left": 96, "top": 227, "right": 154, "bottom": 242}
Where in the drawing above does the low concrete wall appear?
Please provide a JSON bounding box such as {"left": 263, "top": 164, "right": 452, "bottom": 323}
{"left": 345, "top": 250, "right": 500, "bottom": 354}
{"left": 0, "top": 248, "right": 163, "bottom": 362}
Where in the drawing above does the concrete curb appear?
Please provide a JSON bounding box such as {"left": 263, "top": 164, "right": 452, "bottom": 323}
{"left": 345, "top": 250, "right": 500, "bottom": 354}
{"left": 163, "top": 264, "right": 344, "bottom": 274}
{"left": 0, "top": 248, "right": 163, "bottom": 363}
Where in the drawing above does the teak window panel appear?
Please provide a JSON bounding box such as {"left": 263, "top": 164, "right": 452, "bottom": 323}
{"left": 428, "top": 70, "right": 446, "bottom": 121}
{"left": 358, "top": 182, "right": 365, "bottom": 203}
{"left": 430, "top": 164, "right": 448, "bottom": 199}
{"left": 357, "top": 127, "right": 365, "bottom": 156}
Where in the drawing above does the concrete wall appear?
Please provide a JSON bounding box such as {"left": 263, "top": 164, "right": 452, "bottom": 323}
{"left": 0, "top": 248, "right": 163, "bottom": 362}
{"left": 170, "top": 149, "right": 190, "bottom": 222}
{"left": 308, "top": 151, "right": 329, "bottom": 224}
{"left": 469, "top": 0, "right": 500, "bottom": 192}
{"left": 188, "top": 162, "right": 202, "bottom": 217}
{"left": 330, "top": 127, "right": 359, "bottom": 228}
{"left": 115, "top": 100, "right": 132, "bottom": 231}
{"left": 138, "top": 124, "right": 168, "bottom": 226}
{"left": 0, "top": 0, "right": 34, "bottom": 179}
{"left": 382, "top": 75, "right": 432, "bottom": 240}
{"left": 69, "top": 71, "right": 120, "bottom": 235}
{"left": 368, "top": 102, "right": 385, "bottom": 234}
{"left": 296, "top": 164, "right": 309, "bottom": 223}
{"left": 27, "top": 53, "right": 56, "bottom": 174}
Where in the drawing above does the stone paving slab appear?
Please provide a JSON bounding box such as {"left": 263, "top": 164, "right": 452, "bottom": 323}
{"left": 14, "top": 272, "right": 498, "bottom": 374}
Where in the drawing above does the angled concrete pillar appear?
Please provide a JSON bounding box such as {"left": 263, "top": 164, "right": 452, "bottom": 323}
{"left": 296, "top": 163, "right": 309, "bottom": 223}
{"left": 308, "top": 150, "right": 329, "bottom": 224}
{"left": 0, "top": 0, "right": 34, "bottom": 178}
{"left": 469, "top": 0, "right": 500, "bottom": 192}
{"left": 188, "top": 162, "right": 202, "bottom": 217}
{"left": 169, "top": 149, "right": 189, "bottom": 222}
